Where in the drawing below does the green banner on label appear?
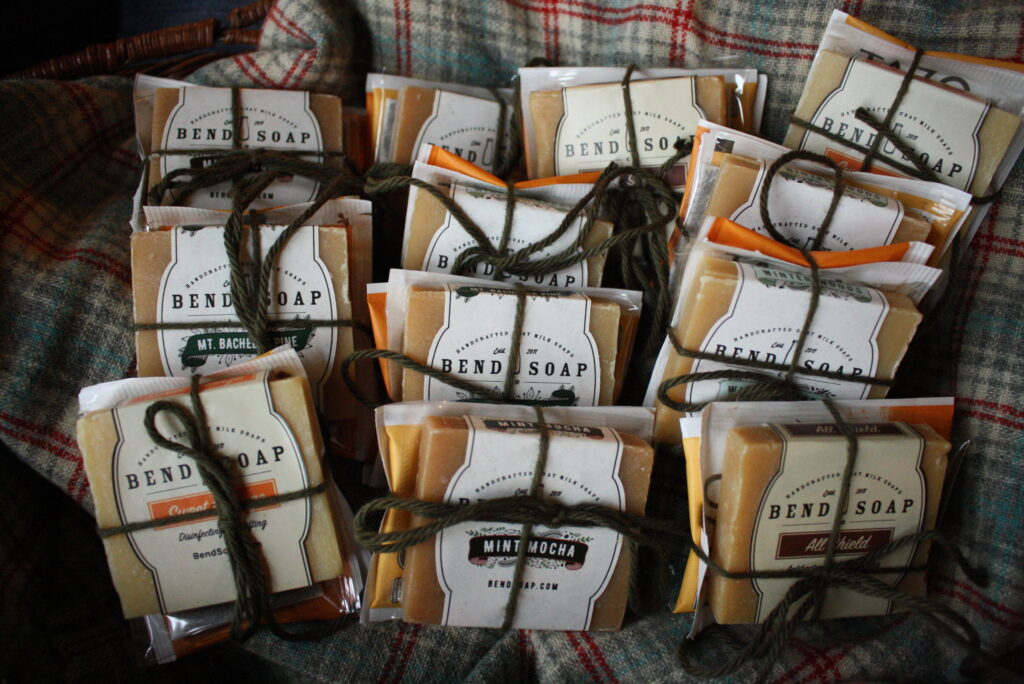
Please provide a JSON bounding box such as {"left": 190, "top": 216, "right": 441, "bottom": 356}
{"left": 180, "top": 328, "right": 313, "bottom": 368}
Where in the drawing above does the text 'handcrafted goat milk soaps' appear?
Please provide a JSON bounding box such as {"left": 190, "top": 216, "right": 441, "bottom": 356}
{"left": 400, "top": 285, "right": 620, "bottom": 405}
{"left": 390, "top": 86, "right": 505, "bottom": 170}
{"left": 707, "top": 421, "right": 949, "bottom": 623}
{"left": 404, "top": 181, "right": 612, "bottom": 288}
{"left": 785, "top": 51, "right": 1021, "bottom": 196}
{"left": 528, "top": 76, "right": 728, "bottom": 179}
{"left": 132, "top": 225, "right": 354, "bottom": 420}
{"left": 401, "top": 415, "right": 654, "bottom": 629}
{"left": 707, "top": 155, "right": 930, "bottom": 250}
{"left": 149, "top": 86, "right": 343, "bottom": 210}
{"left": 76, "top": 371, "right": 344, "bottom": 619}
{"left": 654, "top": 255, "right": 922, "bottom": 443}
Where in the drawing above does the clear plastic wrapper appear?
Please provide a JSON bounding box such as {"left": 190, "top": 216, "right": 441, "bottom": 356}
{"left": 362, "top": 401, "right": 655, "bottom": 626}
{"left": 673, "top": 397, "right": 956, "bottom": 635}
{"left": 370, "top": 269, "right": 643, "bottom": 406}
{"left": 366, "top": 73, "right": 513, "bottom": 171}
{"left": 518, "top": 66, "right": 766, "bottom": 182}
{"left": 784, "top": 10, "right": 1024, "bottom": 247}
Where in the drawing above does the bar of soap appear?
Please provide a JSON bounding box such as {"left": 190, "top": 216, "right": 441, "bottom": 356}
{"left": 401, "top": 415, "right": 654, "bottom": 629}
{"left": 528, "top": 76, "right": 728, "bottom": 178}
{"left": 400, "top": 287, "right": 621, "bottom": 405}
{"left": 706, "top": 155, "right": 931, "bottom": 246}
{"left": 654, "top": 256, "right": 922, "bottom": 443}
{"left": 707, "top": 422, "right": 949, "bottom": 623}
{"left": 391, "top": 86, "right": 503, "bottom": 167}
{"left": 784, "top": 51, "right": 1021, "bottom": 196}
{"left": 403, "top": 182, "right": 613, "bottom": 287}
{"left": 77, "top": 373, "right": 343, "bottom": 618}
{"left": 149, "top": 86, "right": 343, "bottom": 207}
{"left": 131, "top": 226, "right": 355, "bottom": 421}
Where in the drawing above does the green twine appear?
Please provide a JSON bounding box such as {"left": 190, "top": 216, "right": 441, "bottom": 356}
{"left": 788, "top": 48, "right": 999, "bottom": 206}
{"left": 96, "top": 375, "right": 345, "bottom": 642}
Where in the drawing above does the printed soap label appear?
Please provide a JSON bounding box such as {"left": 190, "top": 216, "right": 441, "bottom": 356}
{"left": 555, "top": 78, "right": 704, "bottom": 182}
{"left": 798, "top": 58, "right": 989, "bottom": 193}
{"left": 422, "top": 183, "right": 589, "bottom": 288}
{"left": 437, "top": 415, "right": 625, "bottom": 629}
{"left": 730, "top": 164, "right": 905, "bottom": 251}
{"left": 424, "top": 286, "right": 600, "bottom": 405}
{"left": 687, "top": 261, "right": 888, "bottom": 404}
{"left": 111, "top": 372, "right": 313, "bottom": 614}
{"left": 159, "top": 88, "right": 324, "bottom": 210}
{"left": 156, "top": 226, "right": 338, "bottom": 410}
{"left": 412, "top": 91, "right": 503, "bottom": 172}
{"left": 749, "top": 422, "right": 926, "bottom": 621}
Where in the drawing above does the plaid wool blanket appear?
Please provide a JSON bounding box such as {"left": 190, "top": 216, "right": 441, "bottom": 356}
{"left": 1, "top": 0, "right": 1022, "bottom": 681}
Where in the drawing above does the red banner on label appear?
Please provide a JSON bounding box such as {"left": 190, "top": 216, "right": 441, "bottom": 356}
{"left": 776, "top": 527, "right": 894, "bottom": 559}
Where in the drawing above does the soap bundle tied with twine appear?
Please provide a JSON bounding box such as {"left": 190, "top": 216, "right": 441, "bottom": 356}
{"left": 657, "top": 148, "right": 1000, "bottom": 680}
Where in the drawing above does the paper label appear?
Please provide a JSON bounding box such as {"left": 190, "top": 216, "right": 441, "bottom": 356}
{"left": 437, "top": 415, "right": 625, "bottom": 629}
{"left": 555, "top": 78, "right": 704, "bottom": 182}
{"left": 412, "top": 91, "right": 502, "bottom": 171}
{"left": 155, "top": 226, "right": 338, "bottom": 410}
{"left": 730, "top": 164, "right": 905, "bottom": 251}
{"left": 159, "top": 88, "right": 324, "bottom": 210}
{"left": 111, "top": 371, "right": 313, "bottom": 613}
{"left": 686, "top": 261, "right": 888, "bottom": 404}
{"left": 424, "top": 286, "right": 600, "bottom": 406}
{"left": 799, "top": 58, "right": 989, "bottom": 193}
{"left": 422, "top": 183, "right": 590, "bottom": 288}
{"left": 749, "top": 422, "right": 926, "bottom": 620}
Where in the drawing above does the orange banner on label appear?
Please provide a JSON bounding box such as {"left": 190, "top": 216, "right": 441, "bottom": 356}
{"left": 426, "top": 145, "right": 601, "bottom": 188}
{"left": 148, "top": 479, "right": 280, "bottom": 529}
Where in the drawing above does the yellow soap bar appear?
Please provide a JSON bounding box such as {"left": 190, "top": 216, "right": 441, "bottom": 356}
{"left": 707, "top": 422, "right": 949, "bottom": 623}
{"left": 653, "top": 256, "right": 922, "bottom": 443}
{"left": 148, "top": 87, "right": 343, "bottom": 201}
{"left": 528, "top": 76, "right": 729, "bottom": 179}
{"left": 401, "top": 415, "right": 654, "bottom": 629}
{"left": 706, "top": 155, "right": 930, "bottom": 244}
{"left": 77, "top": 374, "right": 344, "bottom": 619}
{"left": 400, "top": 287, "right": 622, "bottom": 405}
{"left": 403, "top": 183, "right": 613, "bottom": 286}
{"left": 131, "top": 226, "right": 355, "bottom": 421}
{"left": 784, "top": 51, "right": 1021, "bottom": 196}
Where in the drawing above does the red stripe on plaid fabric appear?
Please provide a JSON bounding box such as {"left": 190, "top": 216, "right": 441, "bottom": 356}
{"left": 278, "top": 49, "right": 317, "bottom": 89}
{"left": 565, "top": 631, "right": 604, "bottom": 683}
{"left": 403, "top": 0, "right": 412, "bottom": 78}
{"left": 962, "top": 409, "right": 1024, "bottom": 431}
{"left": 392, "top": 0, "right": 404, "bottom": 74}
{"left": 579, "top": 632, "right": 619, "bottom": 683}
{"left": 932, "top": 573, "right": 1024, "bottom": 619}
{"left": 2, "top": 237, "right": 130, "bottom": 284}
{"left": 393, "top": 622, "right": 421, "bottom": 682}
{"left": 959, "top": 398, "right": 1024, "bottom": 421}
{"left": 58, "top": 82, "right": 138, "bottom": 174}
{"left": 689, "top": 15, "right": 818, "bottom": 51}
{"left": 268, "top": 3, "right": 315, "bottom": 45}
{"left": 233, "top": 53, "right": 275, "bottom": 88}
{"left": 290, "top": 49, "right": 319, "bottom": 89}
{"left": 0, "top": 414, "right": 87, "bottom": 501}
{"left": 777, "top": 638, "right": 843, "bottom": 683}
{"left": 378, "top": 622, "right": 408, "bottom": 684}
{"left": 931, "top": 582, "right": 1024, "bottom": 631}
{"left": 518, "top": 629, "right": 537, "bottom": 681}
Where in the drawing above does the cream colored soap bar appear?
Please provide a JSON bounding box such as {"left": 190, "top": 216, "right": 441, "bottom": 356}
{"left": 653, "top": 256, "right": 922, "bottom": 443}
{"left": 403, "top": 183, "right": 613, "bottom": 286}
{"left": 77, "top": 374, "right": 343, "bottom": 618}
{"left": 149, "top": 87, "right": 343, "bottom": 202}
{"left": 528, "top": 76, "right": 729, "bottom": 178}
{"left": 401, "top": 415, "right": 654, "bottom": 629}
{"left": 707, "top": 422, "right": 949, "bottom": 623}
{"left": 400, "top": 287, "right": 621, "bottom": 404}
{"left": 707, "top": 155, "right": 930, "bottom": 244}
{"left": 784, "top": 51, "right": 1021, "bottom": 196}
{"left": 131, "top": 226, "right": 355, "bottom": 420}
